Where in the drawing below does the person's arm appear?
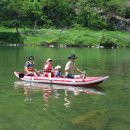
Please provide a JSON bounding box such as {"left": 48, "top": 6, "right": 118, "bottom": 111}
{"left": 24, "top": 66, "right": 30, "bottom": 73}
{"left": 65, "top": 62, "right": 71, "bottom": 72}
{"left": 34, "top": 68, "right": 38, "bottom": 72}
{"left": 65, "top": 67, "right": 70, "bottom": 72}
{"left": 24, "top": 62, "right": 30, "bottom": 73}
{"left": 43, "top": 63, "right": 48, "bottom": 71}
{"left": 75, "top": 63, "right": 85, "bottom": 74}
{"left": 76, "top": 67, "right": 84, "bottom": 74}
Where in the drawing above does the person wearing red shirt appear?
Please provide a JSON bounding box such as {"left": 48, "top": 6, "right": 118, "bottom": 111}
{"left": 43, "top": 58, "right": 54, "bottom": 78}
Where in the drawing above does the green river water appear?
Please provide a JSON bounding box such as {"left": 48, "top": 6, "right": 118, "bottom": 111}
{"left": 0, "top": 46, "right": 130, "bottom": 130}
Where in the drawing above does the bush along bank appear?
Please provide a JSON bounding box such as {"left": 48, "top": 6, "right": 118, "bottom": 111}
{"left": 0, "top": 31, "right": 24, "bottom": 46}
{"left": 23, "top": 29, "right": 130, "bottom": 48}
{"left": 0, "top": 28, "right": 130, "bottom": 48}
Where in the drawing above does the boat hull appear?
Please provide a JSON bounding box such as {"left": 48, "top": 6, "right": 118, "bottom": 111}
{"left": 14, "top": 72, "right": 109, "bottom": 87}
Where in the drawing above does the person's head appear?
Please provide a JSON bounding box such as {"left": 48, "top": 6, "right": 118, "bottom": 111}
{"left": 46, "top": 58, "right": 52, "bottom": 63}
{"left": 56, "top": 65, "right": 61, "bottom": 71}
{"left": 68, "top": 54, "right": 77, "bottom": 61}
{"left": 28, "top": 56, "right": 34, "bottom": 62}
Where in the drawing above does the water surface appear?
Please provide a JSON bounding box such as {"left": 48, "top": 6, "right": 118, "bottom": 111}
{"left": 0, "top": 46, "right": 130, "bottom": 130}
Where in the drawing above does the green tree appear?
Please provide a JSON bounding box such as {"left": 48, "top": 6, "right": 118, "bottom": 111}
{"left": 75, "top": 0, "right": 110, "bottom": 29}
{"left": 22, "top": 0, "right": 45, "bottom": 29}
{"left": 0, "top": 0, "right": 129, "bottom": 30}
{"left": 0, "top": 0, "right": 45, "bottom": 31}
{"left": 43, "top": 0, "right": 76, "bottom": 27}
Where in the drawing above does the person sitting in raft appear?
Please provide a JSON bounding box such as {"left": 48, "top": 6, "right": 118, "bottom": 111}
{"left": 54, "top": 65, "right": 63, "bottom": 77}
{"left": 65, "top": 54, "right": 85, "bottom": 78}
{"left": 43, "top": 58, "right": 54, "bottom": 78}
{"left": 24, "top": 56, "right": 39, "bottom": 76}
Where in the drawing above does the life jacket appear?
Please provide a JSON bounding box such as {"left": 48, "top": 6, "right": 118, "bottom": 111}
{"left": 55, "top": 71, "right": 62, "bottom": 77}
{"left": 43, "top": 63, "right": 52, "bottom": 72}
{"left": 25, "top": 61, "right": 35, "bottom": 72}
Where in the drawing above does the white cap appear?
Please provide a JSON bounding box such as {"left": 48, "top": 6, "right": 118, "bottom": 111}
{"left": 55, "top": 65, "right": 61, "bottom": 69}
{"left": 46, "top": 58, "right": 52, "bottom": 62}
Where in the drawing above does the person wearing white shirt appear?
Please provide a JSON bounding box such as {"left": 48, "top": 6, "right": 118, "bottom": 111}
{"left": 65, "top": 54, "right": 84, "bottom": 78}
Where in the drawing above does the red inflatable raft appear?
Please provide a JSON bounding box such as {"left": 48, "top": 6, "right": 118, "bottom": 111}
{"left": 14, "top": 72, "right": 109, "bottom": 87}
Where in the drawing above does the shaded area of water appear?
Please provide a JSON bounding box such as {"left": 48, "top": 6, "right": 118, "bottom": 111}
{"left": 0, "top": 46, "right": 130, "bottom": 130}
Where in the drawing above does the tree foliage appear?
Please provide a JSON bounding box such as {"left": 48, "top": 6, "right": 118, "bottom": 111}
{"left": 0, "top": 0, "right": 129, "bottom": 30}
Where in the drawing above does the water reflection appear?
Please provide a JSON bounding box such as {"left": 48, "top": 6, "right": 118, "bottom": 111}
{"left": 23, "top": 86, "right": 32, "bottom": 101}
{"left": 14, "top": 81, "right": 105, "bottom": 109}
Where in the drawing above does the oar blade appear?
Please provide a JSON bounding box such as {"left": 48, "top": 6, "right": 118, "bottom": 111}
{"left": 19, "top": 73, "right": 25, "bottom": 78}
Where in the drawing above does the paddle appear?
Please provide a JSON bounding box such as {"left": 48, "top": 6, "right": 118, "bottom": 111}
{"left": 18, "top": 70, "right": 43, "bottom": 78}
{"left": 82, "top": 70, "right": 86, "bottom": 81}
{"left": 19, "top": 73, "right": 25, "bottom": 78}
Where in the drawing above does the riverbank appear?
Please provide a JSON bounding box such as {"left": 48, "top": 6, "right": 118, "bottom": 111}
{"left": 0, "top": 27, "right": 130, "bottom": 48}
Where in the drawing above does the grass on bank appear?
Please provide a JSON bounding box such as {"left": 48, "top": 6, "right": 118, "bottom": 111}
{"left": 0, "top": 27, "right": 130, "bottom": 47}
